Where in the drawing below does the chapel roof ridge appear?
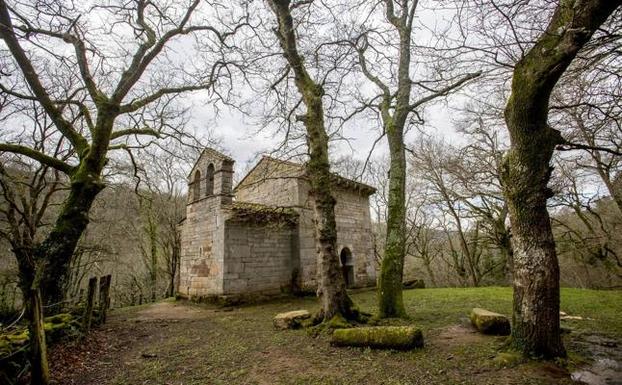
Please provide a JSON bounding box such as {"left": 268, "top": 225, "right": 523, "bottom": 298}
{"left": 235, "top": 154, "right": 376, "bottom": 195}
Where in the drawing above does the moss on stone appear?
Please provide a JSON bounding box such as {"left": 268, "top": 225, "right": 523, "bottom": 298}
{"left": 470, "top": 308, "right": 511, "bottom": 336}
{"left": 6, "top": 331, "right": 29, "bottom": 345}
{"left": 45, "top": 313, "right": 73, "bottom": 325}
{"left": 493, "top": 352, "right": 524, "bottom": 367}
{"left": 331, "top": 326, "right": 424, "bottom": 350}
{"left": 325, "top": 313, "right": 351, "bottom": 329}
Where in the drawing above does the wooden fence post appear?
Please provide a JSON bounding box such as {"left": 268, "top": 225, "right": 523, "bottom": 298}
{"left": 82, "top": 277, "right": 98, "bottom": 333}
{"left": 105, "top": 274, "right": 112, "bottom": 314}
{"left": 98, "top": 275, "right": 112, "bottom": 324}
{"left": 28, "top": 287, "right": 50, "bottom": 385}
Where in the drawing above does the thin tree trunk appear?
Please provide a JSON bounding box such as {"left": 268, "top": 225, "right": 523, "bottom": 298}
{"left": 377, "top": 11, "right": 414, "bottom": 318}
{"left": 168, "top": 238, "right": 180, "bottom": 297}
{"left": 500, "top": 0, "right": 619, "bottom": 358}
{"left": 150, "top": 232, "right": 157, "bottom": 302}
{"left": 13, "top": 249, "right": 50, "bottom": 385}
{"left": 423, "top": 260, "right": 437, "bottom": 287}
{"left": 378, "top": 126, "right": 407, "bottom": 317}
{"left": 268, "top": 0, "right": 356, "bottom": 321}
{"left": 27, "top": 288, "right": 50, "bottom": 385}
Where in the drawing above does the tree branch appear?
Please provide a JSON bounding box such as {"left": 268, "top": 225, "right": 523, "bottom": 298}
{"left": 119, "top": 83, "right": 214, "bottom": 113}
{"left": 110, "top": 128, "right": 161, "bottom": 140}
{"left": 409, "top": 71, "right": 481, "bottom": 111}
{"left": 0, "top": 1, "right": 89, "bottom": 153}
{"left": 556, "top": 141, "right": 622, "bottom": 157}
{"left": 0, "top": 143, "right": 75, "bottom": 175}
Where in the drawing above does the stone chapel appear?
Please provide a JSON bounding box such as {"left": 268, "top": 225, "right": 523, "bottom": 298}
{"left": 178, "top": 148, "right": 377, "bottom": 300}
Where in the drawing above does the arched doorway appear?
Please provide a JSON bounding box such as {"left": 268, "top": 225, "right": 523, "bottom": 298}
{"left": 340, "top": 247, "right": 354, "bottom": 288}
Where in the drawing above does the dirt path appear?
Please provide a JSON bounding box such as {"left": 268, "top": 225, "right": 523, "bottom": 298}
{"left": 48, "top": 300, "right": 591, "bottom": 385}
{"left": 133, "top": 301, "right": 205, "bottom": 321}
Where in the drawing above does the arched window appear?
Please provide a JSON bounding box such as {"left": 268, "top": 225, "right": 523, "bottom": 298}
{"left": 192, "top": 170, "right": 201, "bottom": 201}
{"left": 206, "top": 163, "right": 215, "bottom": 196}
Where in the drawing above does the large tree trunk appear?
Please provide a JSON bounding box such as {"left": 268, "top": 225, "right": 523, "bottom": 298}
{"left": 307, "top": 120, "right": 355, "bottom": 320}
{"left": 500, "top": 0, "right": 619, "bottom": 358}
{"left": 37, "top": 170, "right": 104, "bottom": 307}
{"left": 268, "top": 0, "right": 356, "bottom": 321}
{"left": 378, "top": 125, "right": 407, "bottom": 318}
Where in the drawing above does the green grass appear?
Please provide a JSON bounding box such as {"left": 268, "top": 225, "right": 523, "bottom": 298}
{"left": 57, "top": 287, "right": 622, "bottom": 385}
{"left": 350, "top": 287, "right": 622, "bottom": 337}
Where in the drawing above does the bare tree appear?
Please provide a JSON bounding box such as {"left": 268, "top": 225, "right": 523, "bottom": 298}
{"left": 0, "top": 0, "right": 243, "bottom": 308}
{"left": 0, "top": 105, "right": 68, "bottom": 384}
{"left": 136, "top": 145, "right": 192, "bottom": 299}
{"left": 410, "top": 137, "right": 491, "bottom": 286}
{"left": 498, "top": 0, "right": 620, "bottom": 358}
{"left": 552, "top": 159, "right": 622, "bottom": 280}
{"left": 0, "top": 1, "right": 245, "bottom": 382}
{"left": 404, "top": 196, "right": 442, "bottom": 287}
{"left": 343, "top": 0, "right": 480, "bottom": 317}
{"left": 264, "top": 0, "right": 358, "bottom": 322}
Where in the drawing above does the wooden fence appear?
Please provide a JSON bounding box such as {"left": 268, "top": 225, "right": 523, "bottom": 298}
{"left": 82, "top": 274, "right": 112, "bottom": 332}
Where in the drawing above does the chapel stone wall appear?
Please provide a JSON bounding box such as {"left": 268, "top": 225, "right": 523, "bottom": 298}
{"left": 179, "top": 196, "right": 225, "bottom": 296}
{"left": 222, "top": 221, "right": 296, "bottom": 295}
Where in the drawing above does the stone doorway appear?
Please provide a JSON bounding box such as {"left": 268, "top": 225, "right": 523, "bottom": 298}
{"left": 340, "top": 247, "right": 354, "bottom": 288}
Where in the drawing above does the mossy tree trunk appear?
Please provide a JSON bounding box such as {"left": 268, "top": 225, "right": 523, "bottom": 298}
{"left": 500, "top": 0, "right": 620, "bottom": 358}
{"left": 379, "top": 118, "right": 408, "bottom": 317}
{"left": 268, "top": 0, "right": 356, "bottom": 321}
{"left": 374, "top": 3, "right": 414, "bottom": 319}
{"left": 0, "top": 0, "right": 221, "bottom": 309}
{"left": 355, "top": 1, "right": 479, "bottom": 317}
{"left": 36, "top": 167, "right": 105, "bottom": 307}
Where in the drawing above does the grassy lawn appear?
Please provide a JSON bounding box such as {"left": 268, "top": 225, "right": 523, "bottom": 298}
{"left": 354, "top": 286, "right": 622, "bottom": 337}
{"left": 51, "top": 287, "right": 622, "bottom": 385}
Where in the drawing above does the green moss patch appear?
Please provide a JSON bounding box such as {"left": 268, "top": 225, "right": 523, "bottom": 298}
{"left": 470, "top": 308, "right": 511, "bottom": 335}
{"left": 493, "top": 351, "right": 524, "bottom": 367}
{"left": 331, "top": 326, "right": 424, "bottom": 350}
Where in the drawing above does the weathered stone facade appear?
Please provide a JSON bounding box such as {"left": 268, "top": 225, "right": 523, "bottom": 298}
{"left": 179, "top": 148, "right": 377, "bottom": 300}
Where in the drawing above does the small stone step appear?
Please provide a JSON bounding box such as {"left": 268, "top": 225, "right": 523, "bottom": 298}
{"left": 273, "top": 310, "right": 311, "bottom": 330}
{"left": 470, "top": 308, "right": 511, "bottom": 335}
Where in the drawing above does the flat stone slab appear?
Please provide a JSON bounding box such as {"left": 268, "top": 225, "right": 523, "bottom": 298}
{"left": 331, "top": 326, "right": 424, "bottom": 350}
{"left": 403, "top": 279, "right": 425, "bottom": 289}
{"left": 470, "top": 308, "right": 511, "bottom": 335}
{"left": 273, "top": 310, "right": 311, "bottom": 330}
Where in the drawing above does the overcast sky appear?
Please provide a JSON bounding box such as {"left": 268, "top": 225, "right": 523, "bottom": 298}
{"left": 186, "top": 99, "right": 462, "bottom": 178}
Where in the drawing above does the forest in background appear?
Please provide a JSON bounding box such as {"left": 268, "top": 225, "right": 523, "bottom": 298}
{"left": 2, "top": 141, "right": 620, "bottom": 320}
